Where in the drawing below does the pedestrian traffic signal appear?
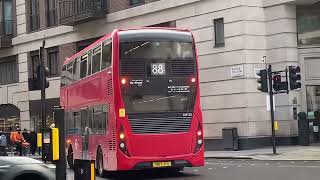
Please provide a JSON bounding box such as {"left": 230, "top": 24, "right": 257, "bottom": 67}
{"left": 272, "top": 74, "right": 288, "bottom": 92}
{"left": 289, "top": 66, "right": 301, "bottom": 90}
{"left": 257, "top": 69, "right": 268, "bottom": 92}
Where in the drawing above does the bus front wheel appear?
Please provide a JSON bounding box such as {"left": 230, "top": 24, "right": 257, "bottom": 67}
{"left": 96, "top": 147, "right": 107, "bottom": 177}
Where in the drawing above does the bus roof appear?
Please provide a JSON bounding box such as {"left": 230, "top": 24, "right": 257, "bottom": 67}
{"left": 62, "top": 27, "right": 192, "bottom": 66}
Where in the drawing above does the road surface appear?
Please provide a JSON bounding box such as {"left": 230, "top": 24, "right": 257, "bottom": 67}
{"left": 67, "top": 159, "right": 320, "bottom": 180}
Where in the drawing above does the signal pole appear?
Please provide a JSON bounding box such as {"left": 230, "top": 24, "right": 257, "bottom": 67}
{"left": 40, "top": 40, "right": 46, "bottom": 130}
{"left": 268, "top": 65, "right": 277, "bottom": 155}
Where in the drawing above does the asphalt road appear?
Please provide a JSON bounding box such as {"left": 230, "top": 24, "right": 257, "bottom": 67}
{"left": 66, "top": 159, "right": 320, "bottom": 180}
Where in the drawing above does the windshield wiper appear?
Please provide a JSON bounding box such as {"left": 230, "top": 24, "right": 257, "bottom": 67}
{"left": 133, "top": 95, "right": 177, "bottom": 105}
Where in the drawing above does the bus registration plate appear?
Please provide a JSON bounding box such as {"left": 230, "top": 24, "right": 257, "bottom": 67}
{"left": 152, "top": 161, "right": 172, "bottom": 168}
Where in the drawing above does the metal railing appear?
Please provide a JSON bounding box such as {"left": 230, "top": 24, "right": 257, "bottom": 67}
{"left": 59, "top": 0, "right": 107, "bottom": 24}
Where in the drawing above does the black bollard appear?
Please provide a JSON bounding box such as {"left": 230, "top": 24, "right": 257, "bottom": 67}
{"left": 297, "top": 112, "right": 309, "bottom": 146}
{"left": 54, "top": 107, "right": 67, "bottom": 180}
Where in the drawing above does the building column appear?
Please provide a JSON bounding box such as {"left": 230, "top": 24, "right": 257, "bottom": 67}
{"left": 16, "top": 53, "right": 30, "bottom": 130}
{"left": 16, "top": 0, "right": 27, "bottom": 36}
{"left": 264, "top": 4, "right": 300, "bottom": 137}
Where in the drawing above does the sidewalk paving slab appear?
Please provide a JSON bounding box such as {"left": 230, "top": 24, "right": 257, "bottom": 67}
{"left": 205, "top": 146, "right": 320, "bottom": 161}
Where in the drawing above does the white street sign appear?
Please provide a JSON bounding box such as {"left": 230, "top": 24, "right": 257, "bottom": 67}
{"left": 231, "top": 65, "right": 244, "bottom": 78}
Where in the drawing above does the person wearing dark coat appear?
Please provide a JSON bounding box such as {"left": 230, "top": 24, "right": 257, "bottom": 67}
{"left": 29, "top": 130, "right": 37, "bottom": 156}
{"left": 22, "top": 129, "right": 30, "bottom": 143}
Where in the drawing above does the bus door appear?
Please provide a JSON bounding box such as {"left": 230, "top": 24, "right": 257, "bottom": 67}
{"left": 81, "top": 108, "right": 90, "bottom": 159}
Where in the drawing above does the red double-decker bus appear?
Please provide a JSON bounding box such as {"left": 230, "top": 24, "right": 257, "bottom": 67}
{"left": 60, "top": 28, "right": 204, "bottom": 177}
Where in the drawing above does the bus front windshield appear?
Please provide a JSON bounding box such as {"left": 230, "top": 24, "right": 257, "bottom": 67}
{"left": 120, "top": 40, "right": 197, "bottom": 114}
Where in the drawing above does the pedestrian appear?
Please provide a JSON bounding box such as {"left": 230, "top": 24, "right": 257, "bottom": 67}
{"left": 0, "top": 131, "right": 8, "bottom": 156}
{"left": 10, "top": 128, "right": 25, "bottom": 156}
{"left": 22, "top": 129, "right": 30, "bottom": 143}
{"left": 29, "top": 129, "right": 37, "bottom": 156}
{"left": 5, "top": 132, "right": 11, "bottom": 147}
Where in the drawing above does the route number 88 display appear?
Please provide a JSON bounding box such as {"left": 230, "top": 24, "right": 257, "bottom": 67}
{"left": 151, "top": 63, "right": 166, "bottom": 75}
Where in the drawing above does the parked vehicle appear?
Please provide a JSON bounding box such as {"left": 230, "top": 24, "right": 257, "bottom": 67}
{"left": 0, "top": 157, "right": 55, "bottom": 180}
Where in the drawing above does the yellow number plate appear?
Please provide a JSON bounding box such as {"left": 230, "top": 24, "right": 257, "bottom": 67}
{"left": 152, "top": 161, "right": 172, "bottom": 168}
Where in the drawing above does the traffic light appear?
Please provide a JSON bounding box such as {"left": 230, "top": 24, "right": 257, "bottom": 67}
{"left": 289, "top": 66, "right": 301, "bottom": 90}
{"left": 272, "top": 74, "right": 288, "bottom": 92}
{"left": 257, "top": 69, "right": 268, "bottom": 92}
{"left": 36, "top": 65, "right": 50, "bottom": 89}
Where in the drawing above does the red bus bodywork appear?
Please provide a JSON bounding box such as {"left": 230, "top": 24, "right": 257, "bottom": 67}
{"left": 60, "top": 28, "right": 204, "bottom": 172}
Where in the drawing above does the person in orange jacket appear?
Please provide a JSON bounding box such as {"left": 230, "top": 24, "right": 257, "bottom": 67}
{"left": 10, "top": 128, "right": 25, "bottom": 156}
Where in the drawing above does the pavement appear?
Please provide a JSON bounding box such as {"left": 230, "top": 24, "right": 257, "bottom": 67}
{"left": 205, "top": 145, "right": 320, "bottom": 161}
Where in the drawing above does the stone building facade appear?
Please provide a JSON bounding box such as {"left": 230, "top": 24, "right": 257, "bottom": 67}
{"left": 0, "top": 0, "right": 320, "bottom": 149}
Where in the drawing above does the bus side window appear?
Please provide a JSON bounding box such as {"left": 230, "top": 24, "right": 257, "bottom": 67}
{"left": 103, "top": 104, "right": 108, "bottom": 129}
{"left": 88, "top": 51, "right": 92, "bottom": 76}
{"left": 92, "top": 45, "right": 101, "bottom": 74}
{"left": 74, "top": 111, "right": 81, "bottom": 134}
{"left": 66, "top": 61, "right": 73, "bottom": 85}
{"left": 102, "top": 40, "right": 112, "bottom": 69}
{"left": 73, "top": 58, "right": 80, "bottom": 81}
{"left": 61, "top": 65, "right": 66, "bottom": 87}
{"left": 92, "top": 105, "right": 107, "bottom": 134}
{"left": 89, "top": 108, "right": 93, "bottom": 132}
{"left": 66, "top": 112, "right": 75, "bottom": 134}
{"left": 80, "top": 54, "right": 88, "bottom": 78}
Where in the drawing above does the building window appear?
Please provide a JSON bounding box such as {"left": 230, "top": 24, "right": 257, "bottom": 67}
{"left": 30, "top": 51, "right": 39, "bottom": 79}
{"left": 130, "top": 0, "right": 144, "bottom": 6}
{"left": 297, "top": 4, "right": 320, "bottom": 46}
{"left": 1, "top": 0, "right": 13, "bottom": 35}
{"left": 306, "top": 86, "right": 320, "bottom": 119}
{"left": 30, "top": 0, "right": 40, "bottom": 31}
{"left": 0, "top": 56, "right": 18, "bottom": 85}
{"left": 213, "top": 18, "right": 225, "bottom": 47}
{"left": 76, "top": 37, "right": 101, "bottom": 53}
{"left": 47, "top": 0, "right": 57, "bottom": 27}
{"left": 47, "top": 48, "right": 59, "bottom": 76}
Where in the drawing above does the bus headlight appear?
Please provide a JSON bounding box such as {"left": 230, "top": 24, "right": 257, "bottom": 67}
{"left": 120, "top": 142, "right": 125, "bottom": 149}
{"left": 119, "top": 125, "right": 130, "bottom": 157}
{"left": 194, "top": 123, "right": 203, "bottom": 154}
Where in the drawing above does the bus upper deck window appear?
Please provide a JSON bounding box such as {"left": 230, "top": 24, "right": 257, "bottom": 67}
{"left": 102, "top": 40, "right": 112, "bottom": 69}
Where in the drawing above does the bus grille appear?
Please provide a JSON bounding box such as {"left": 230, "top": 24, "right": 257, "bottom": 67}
{"left": 120, "top": 61, "right": 146, "bottom": 76}
{"left": 108, "top": 128, "right": 116, "bottom": 151}
{"left": 171, "top": 60, "right": 196, "bottom": 76}
{"left": 128, "top": 114, "right": 192, "bottom": 134}
{"left": 107, "top": 79, "right": 112, "bottom": 96}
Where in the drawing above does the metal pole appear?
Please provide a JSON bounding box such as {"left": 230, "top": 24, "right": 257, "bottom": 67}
{"left": 268, "top": 65, "right": 277, "bottom": 154}
{"left": 54, "top": 107, "right": 66, "bottom": 180}
{"left": 285, "top": 67, "right": 289, "bottom": 94}
{"left": 40, "top": 40, "right": 46, "bottom": 130}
